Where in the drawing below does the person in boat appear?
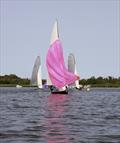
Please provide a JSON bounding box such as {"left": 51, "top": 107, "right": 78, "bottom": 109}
{"left": 49, "top": 85, "right": 56, "bottom": 92}
{"left": 43, "top": 83, "right": 49, "bottom": 89}
{"left": 50, "top": 85, "right": 68, "bottom": 93}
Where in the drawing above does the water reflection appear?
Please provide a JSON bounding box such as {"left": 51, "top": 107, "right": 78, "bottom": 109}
{"left": 44, "top": 94, "right": 71, "bottom": 143}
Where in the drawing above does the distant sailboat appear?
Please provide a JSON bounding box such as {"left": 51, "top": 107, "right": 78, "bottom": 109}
{"left": 74, "top": 64, "right": 82, "bottom": 90}
{"left": 31, "top": 56, "right": 42, "bottom": 88}
{"left": 16, "top": 84, "right": 22, "bottom": 88}
{"left": 68, "top": 53, "right": 76, "bottom": 88}
{"left": 68, "top": 53, "right": 82, "bottom": 90}
{"left": 46, "top": 20, "right": 79, "bottom": 94}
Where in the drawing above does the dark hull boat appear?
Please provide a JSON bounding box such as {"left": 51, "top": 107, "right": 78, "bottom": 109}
{"left": 50, "top": 86, "right": 68, "bottom": 94}
{"left": 51, "top": 90, "right": 68, "bottom": 94}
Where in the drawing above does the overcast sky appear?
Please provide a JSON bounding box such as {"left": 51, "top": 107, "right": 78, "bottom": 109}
{"left": 0, "top": 0, "right": 120, "bottom": 79}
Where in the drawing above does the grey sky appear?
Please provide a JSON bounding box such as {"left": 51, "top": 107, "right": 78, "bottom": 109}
{"left": 0, "top": 0, "right": 120, "bottom": 79}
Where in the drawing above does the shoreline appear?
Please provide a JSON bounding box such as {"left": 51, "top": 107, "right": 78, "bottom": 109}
{"left": 0, "top": 84, "right": 120, "bottom": 88}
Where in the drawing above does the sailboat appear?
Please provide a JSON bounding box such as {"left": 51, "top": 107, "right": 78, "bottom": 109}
{"left": 68, "top": 53, "right": 82, "bottom": 90}
{"left": 68, "top": 53, "right": 76, "bottom": 88}
{"left": 31, "top": 56, "right": 42, "bottom": 88}
{"left": 46, "top": 20, "right": 79, "bottom": 94}
{"left": 74, "top": 64, "right": 83, "bottom": 90}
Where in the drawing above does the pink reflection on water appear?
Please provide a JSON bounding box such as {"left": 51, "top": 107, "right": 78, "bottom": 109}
{"left": 44, "top": 94, "right": 71, "bottom": 143}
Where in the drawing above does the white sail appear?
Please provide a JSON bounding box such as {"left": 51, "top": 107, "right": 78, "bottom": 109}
{"left": 74, "top": 65, "right": 80, "bottom": 89}
{"left": 68, "top": 53, "right": 76, "bottom": 87}
{"left": 46, "top": 73, "right": 52, "bottom": 86}
{"left": 68, "top": 53, "right": 80, "bottom": 89}
{"left": 46, "top": 20, "right": 59, "bottom": 86}
{"left": 37, "top": 66, "right": 42, "bottom": 88}
{"left": 50, "top": 20, "right": 59, "bottom": 45}
{"left": 68, "top": 53, "right": 75, "bottom": 73}
{"left": 31, "top": 56, "right": 42, "bottom": 88}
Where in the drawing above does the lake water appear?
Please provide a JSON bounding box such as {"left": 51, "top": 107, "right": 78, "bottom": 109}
{"left": 0, "top": 87, "right": 120, "bottom": 143}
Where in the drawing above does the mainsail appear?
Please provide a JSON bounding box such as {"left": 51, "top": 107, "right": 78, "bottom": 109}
{"left": 46, "top": 21, "right": 79, "bottom": 89}
{"left": 31, "top": 56, "right": 42, "bottom": 88}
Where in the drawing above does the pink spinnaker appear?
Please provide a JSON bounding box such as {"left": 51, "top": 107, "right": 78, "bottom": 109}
{"left": 46, "top": 39, "right": 79, "bottom": 88}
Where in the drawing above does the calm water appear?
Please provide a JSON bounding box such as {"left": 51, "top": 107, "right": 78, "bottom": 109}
{"left": 0, "top": 87, "right": 120, "bottom": 143}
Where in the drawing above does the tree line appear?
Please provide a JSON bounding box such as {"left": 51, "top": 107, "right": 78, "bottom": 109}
{"left": 0, "top": 74, "right": 120, "bottom": 87}
{"left": 79, "top": 76, "right": 120, "bottom": 87}
{"left": 0, "top": 74, "right": 30, "bottom": 86}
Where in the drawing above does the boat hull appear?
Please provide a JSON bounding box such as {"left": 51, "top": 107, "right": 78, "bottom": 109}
{"left": 75, "top": 87, "right": 82, "bottom": 90}
{"left": 50, "top": 85, "right": 68, "bottom": 94}
{"left": 51, "top": 90, "right": 68, "bottom": 94}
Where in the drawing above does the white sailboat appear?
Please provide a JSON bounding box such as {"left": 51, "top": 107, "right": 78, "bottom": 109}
{"left": 31, "top": 56, "right": 42, "bottom": 88}
{"left": 68, "top": 53, "right": 76, "bottom": 88}
{"left": 37, "top": 66, "right": 42, "bottom": 88}
{"left": 74, "top": 64, "right": 83, "bottom": 90}
{"left": 68, "top": 53, "right": 82, "bottom": 90}
{"left": 16, "top": 84, "right": 22, "bottom": 88}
